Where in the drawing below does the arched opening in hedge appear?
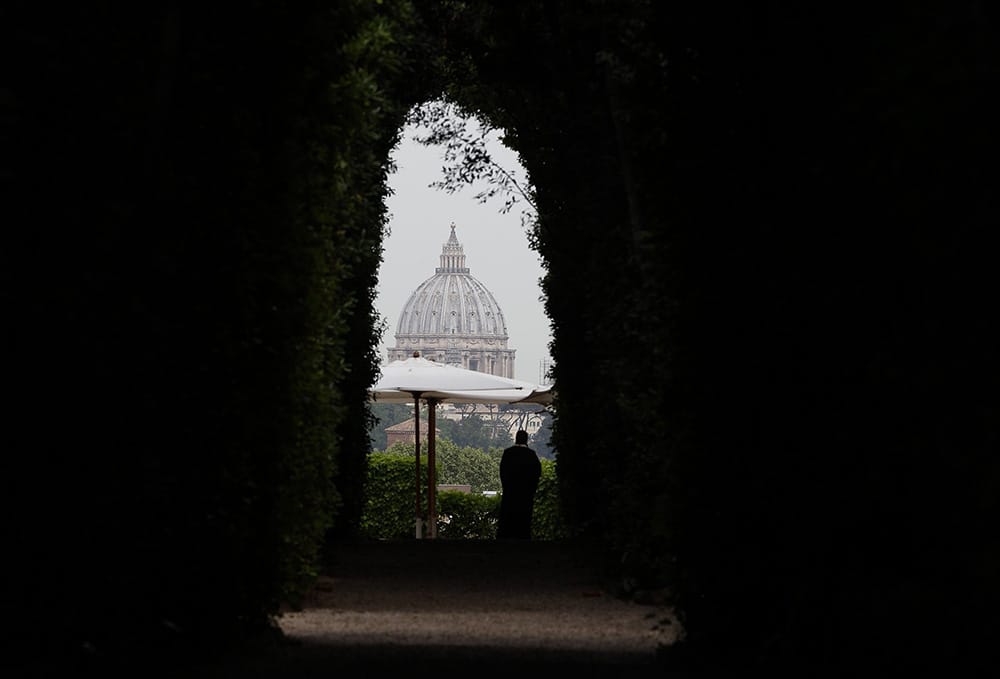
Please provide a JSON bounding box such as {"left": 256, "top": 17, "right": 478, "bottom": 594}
{"left": 8, "top": 3, "right": 997, "bottom": 674}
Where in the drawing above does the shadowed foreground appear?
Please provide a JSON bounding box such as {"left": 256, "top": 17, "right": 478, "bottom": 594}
{"left": 186, "top": 539, "right": 681, "bottom": 677}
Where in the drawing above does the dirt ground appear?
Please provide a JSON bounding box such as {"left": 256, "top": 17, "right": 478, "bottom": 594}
{"left": 187, "top": 538, "right": 682, "bottom": 676}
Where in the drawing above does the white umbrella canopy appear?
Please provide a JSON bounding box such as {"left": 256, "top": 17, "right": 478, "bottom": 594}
{"left": 435, "top": 379, "right": 555, "bottom": 406}
{"left": 370, "top": 354, "right": 527, "bottom": 401}
{"left": 368, "top": 353, "right": 555, "bottom": 538}
{"left": 371, "top": 355, "right": 554, "bottom": 405}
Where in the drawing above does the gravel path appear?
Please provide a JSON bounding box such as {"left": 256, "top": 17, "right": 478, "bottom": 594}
{"left": 191, "top": 539, "right": 681, "bottom": 676}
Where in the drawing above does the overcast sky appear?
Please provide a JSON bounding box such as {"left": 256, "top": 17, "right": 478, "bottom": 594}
{"left": 375, "top": 121, "right": 552, "bottom": 385}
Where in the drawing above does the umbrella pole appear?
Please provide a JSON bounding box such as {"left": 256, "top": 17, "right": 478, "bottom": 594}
{"left": 414, "top": 395, "right": 422, "bottom": 539}
{"left": 428, "top": 398, "right": 438, "bottom": 539}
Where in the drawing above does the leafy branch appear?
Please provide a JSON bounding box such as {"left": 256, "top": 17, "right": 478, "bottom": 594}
{"left": 405, "top": 100, "right": 537, "bottom": 227}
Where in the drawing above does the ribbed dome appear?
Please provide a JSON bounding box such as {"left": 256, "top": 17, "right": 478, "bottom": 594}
{"left": 395, "top": 224, "right": 509, "bottom": 338}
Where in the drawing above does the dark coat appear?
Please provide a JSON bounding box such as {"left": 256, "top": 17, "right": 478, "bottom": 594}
{"left": 497, "top": 444, "right": 542, "bottom": 539}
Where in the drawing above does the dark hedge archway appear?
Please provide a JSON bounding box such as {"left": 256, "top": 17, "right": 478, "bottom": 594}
{"left": 5, "top": 1, "right": 998, "bottom": 674}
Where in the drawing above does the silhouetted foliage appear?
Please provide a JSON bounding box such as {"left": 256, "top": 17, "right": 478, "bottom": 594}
{"left": 6, "top": 0, "right": 998, "bottom": 675}
{"left": 411, "top": 0, "right": 1000, "bottom": 672}
{"left": 406, "top": 99, "right": 537, "bottom": 228}
{"left": 4, "top": 0, "right": 434, "bottom": 669}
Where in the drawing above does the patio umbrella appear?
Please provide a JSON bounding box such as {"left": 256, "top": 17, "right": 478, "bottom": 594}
{"left": 370, "top": 352, "right": 554, "bottom": 537}
{"left": 370, "top": 353, "right": 530, "bottom": 401}
{"left": 431, "top": 378, "right": 555, "bottom": 406}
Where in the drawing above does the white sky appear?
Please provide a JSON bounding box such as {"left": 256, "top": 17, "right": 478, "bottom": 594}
{"left": 375, "top": 122, "right": 552, "bottom": 385}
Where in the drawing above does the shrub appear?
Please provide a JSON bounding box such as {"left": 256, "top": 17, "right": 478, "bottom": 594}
{"left": 361, "top": 451, "right": 428, "bottom": 540}
{"left": 435, "top": 491, "right": 500, "bottom": 539}
{"left": 362, "top": 450, "right": 567, "bottom": 540}
{"left": 532, "top": 459, "right": 571, "bottom": 540}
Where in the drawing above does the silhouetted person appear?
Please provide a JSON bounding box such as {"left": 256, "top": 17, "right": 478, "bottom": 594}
{"left": 497, "top": 429, "right": 542, "bottom": 539}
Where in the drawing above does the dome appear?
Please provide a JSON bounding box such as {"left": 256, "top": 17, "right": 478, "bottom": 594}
{"left": 390, "top": 224, "right": 515, "bottom": 378}
{"left": 396, "top": 226, "right": 508, "bottom": 338}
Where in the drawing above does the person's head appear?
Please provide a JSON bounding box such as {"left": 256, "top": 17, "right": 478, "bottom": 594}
{"left": 515, "top": 429, "right": 528, "bottom": 445}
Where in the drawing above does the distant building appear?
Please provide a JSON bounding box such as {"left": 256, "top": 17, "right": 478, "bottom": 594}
{"left": 384, "top": 419, "right": 440, "bottom": 449}
{"left": 387, "top": 223, "right": 515, "bottom": 378}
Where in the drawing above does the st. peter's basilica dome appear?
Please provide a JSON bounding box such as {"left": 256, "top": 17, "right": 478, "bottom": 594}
{"left": 388, "top": 224, "right": 515, "bottom": 378}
